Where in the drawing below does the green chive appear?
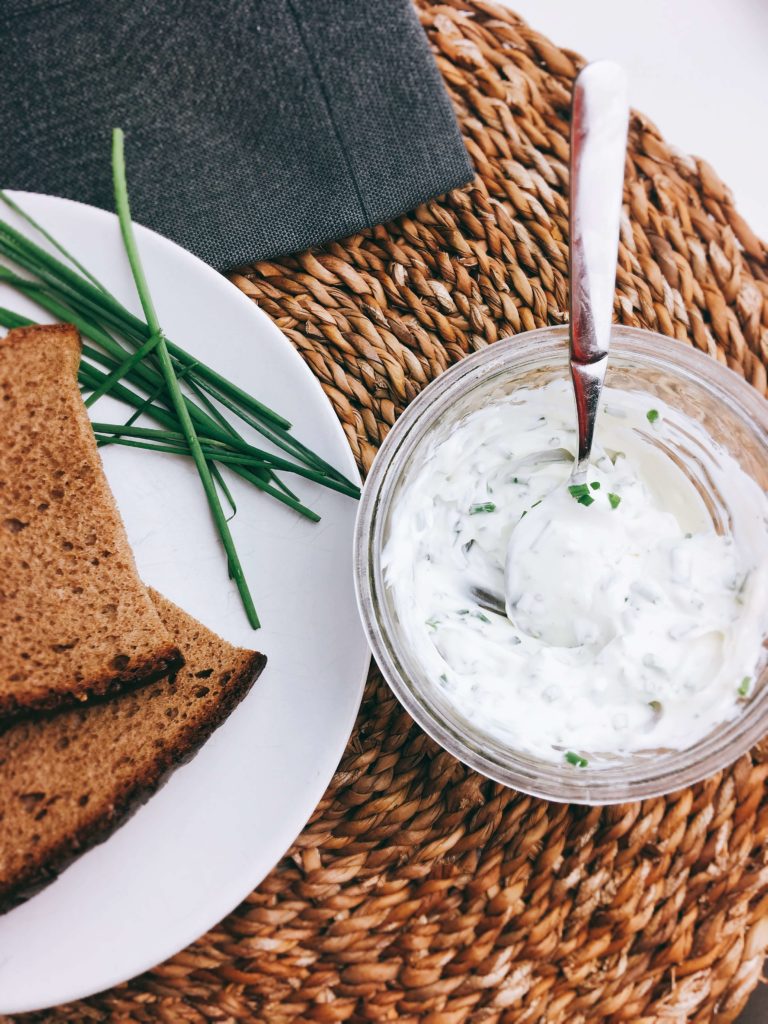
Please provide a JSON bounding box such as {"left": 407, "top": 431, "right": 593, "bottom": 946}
{"left": 0, "top": 189, "right": 111, "bottom": 295}
{"left": 608, "top": 492, "right": 621, "bottom": 510}
{"left": 227, "top": 463, "right": 320, "bottom": 521}
{"left": 565, "top": 751, "right": 588, "bottom": 768}
{"left": 647, "top": 409, "right": 660, "bottom": 423}
{"left": 82, "top": 352, "right": 355, "bottom": 498}
{"left": 84, "top": 331, "right": 161, "bottom": 408}
{"left": 91, "top": 432, "right": 324, "bottom": 524}
{"left": 95, "top": 361, "right": 198, "bottom": 448}
{"left": 738, "top": 676, "right": 751, "bottom": 698}
{"left": 112, "top": 128, "right": 259, "bottom": 628}
{"left": 210, "top": 462, "right": 237, "bottom": 522}
{"left": 568, "top": 483, "right": 594, "bottom": 507}
{"left": 0, "top": 306, "right": 35, "bottom": 329}
{"left": 590, "top": 481, "right": 600, "bottom": 490}
{"left": 469, "top": 501, "right": 496, "bottom": 515}
{"left": 91, "top": 423, "right": 356, "bottom": 497}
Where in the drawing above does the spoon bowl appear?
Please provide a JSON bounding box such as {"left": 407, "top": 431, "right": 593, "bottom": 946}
{"left": 504, "top": 484, "right": 623, "bottom": 646}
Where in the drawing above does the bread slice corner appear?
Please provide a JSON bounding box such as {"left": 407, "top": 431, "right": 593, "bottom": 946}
{"left": 0, "top": 589, "right": 266, "bottom": 914}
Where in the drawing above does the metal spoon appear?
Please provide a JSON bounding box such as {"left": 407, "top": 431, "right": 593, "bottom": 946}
{"left": 471, "top": 61, "right": 629, "bottom": 619}
{"left": 567, "top": 60, "right": 629, "bottom": 486}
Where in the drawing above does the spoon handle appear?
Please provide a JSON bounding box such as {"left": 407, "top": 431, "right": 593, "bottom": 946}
{"left": 569, "top": 62, "right": 629, "bottom": 482}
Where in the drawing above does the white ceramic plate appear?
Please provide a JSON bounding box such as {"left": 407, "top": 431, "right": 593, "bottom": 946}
{"left": 0, "top": 193, "right": 369, "bottom": 1013}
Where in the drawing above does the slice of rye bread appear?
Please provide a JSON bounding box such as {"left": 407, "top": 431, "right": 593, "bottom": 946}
{"left": 0, "top": 323, "right": 183, "bottom": 717}
{"left": 0, "top": 588, "right": 266, "bottom": 913}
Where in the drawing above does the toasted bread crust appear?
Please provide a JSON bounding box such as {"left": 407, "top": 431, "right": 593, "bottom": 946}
{"left": 0, "top": 643, "right": 184, "bottom": 720}
{"left": 0, "top": 648, "right": 265, "bottom": 914}
{"left": 0, "top": 322, "right": 81, "bottom": 362}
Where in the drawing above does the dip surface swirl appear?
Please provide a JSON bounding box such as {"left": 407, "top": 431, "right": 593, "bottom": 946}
{"left": 383, "top": 380, "right": 768, "bottom": 764}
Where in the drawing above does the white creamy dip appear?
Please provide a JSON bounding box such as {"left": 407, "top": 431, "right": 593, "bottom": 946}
{"left": 383, "top": 380, "right": 768, "bottom": 765}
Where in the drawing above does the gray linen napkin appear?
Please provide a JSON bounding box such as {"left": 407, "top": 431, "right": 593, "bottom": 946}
{"left": 0, "top": 0, "right": 473, "bottom": 270}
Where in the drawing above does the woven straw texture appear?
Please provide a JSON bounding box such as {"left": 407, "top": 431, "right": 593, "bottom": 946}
{"left": 13, "top": 1, "right": 768, "bottom": 1021}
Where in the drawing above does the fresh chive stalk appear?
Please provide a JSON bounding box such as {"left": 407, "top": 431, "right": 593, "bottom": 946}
{"left": 0, "top": 306, "right": 35, "bottom": 329}
{"left": 181, "top": 375, "right": 299, "bottom": 500}
{"left": 91, "top": 433, "right": 321, "bottom": 521}
{"left": 80, "top": 353, "right": 356, "bottom": 500}
{"left": 112, "top": 128, "right": 259, "bottom": 628}
{"left": 210, "top": 462, "right": 238, "bottom": 521}
{"left": 91, "top": 422, "right": 360, "bottom": 496}
{"left": 84, "top": 331, "right": 161, "bottom": 408}
{"left": 0, "top": 189, "right": 111, "bottom": 294}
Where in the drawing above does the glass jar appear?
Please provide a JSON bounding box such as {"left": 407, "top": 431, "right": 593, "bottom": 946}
{"left": 354, "top": 326, "right": 768, "bottom": 804}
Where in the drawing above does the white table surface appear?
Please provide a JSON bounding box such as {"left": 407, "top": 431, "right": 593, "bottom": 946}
{"left": 505, "top": 0, "right": 768, "bottom": 243}
{"left": 499, "top": 3, "right": 767, "bottom": 1019}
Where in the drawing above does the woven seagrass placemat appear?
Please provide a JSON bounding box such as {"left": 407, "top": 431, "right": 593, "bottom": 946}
{"left": 15, "top": 1, "right": 768, "bottom": 1021}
